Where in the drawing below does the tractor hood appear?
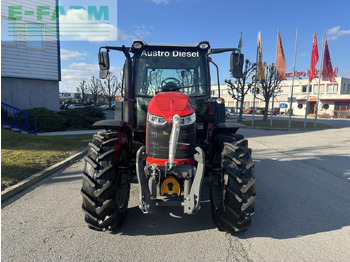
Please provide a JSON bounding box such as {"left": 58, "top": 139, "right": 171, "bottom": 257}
{"left": 147, "top": 92, "right": 195, "bottom": 123}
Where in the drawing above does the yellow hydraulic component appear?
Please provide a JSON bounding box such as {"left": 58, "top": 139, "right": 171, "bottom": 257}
{"left": 160, "top": 176, "right": 180, "bottom": 196}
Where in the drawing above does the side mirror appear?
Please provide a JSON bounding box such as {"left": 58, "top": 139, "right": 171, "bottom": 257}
{"left": 98, "top": 51, "right": 110, "bottom": 79}
{"left": 230, "top": 52, "right": 244, "bottom": 78}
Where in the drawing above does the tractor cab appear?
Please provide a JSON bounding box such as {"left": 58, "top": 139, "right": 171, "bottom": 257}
{"left": 97, "top": 40, "right": 244, "bottom": 140}
{"left": 132, "top": 41, "right": 210, "bottom": 132}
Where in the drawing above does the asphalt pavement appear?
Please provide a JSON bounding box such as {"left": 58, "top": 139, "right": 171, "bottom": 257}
{"left": 2, "top": 127, "right": 350, "bottom": 261}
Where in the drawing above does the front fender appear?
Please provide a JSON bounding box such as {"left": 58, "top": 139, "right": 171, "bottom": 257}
{"left": 93, "top": 120, "right": 126, "bottom": 129}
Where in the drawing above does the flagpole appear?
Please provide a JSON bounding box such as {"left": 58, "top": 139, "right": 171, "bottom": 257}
{"left": 235, "top": 89, "right": 239, "bottom": 122}
{"left": 270, "top": 29, "right": 279, "bottom": 127}
{"left": 315, "top": 33, "right": 326, "bottom": 127}
{"left": 236, "top": 32, "right": 242, "bottom": 122}
{"left": 288, "top": 28, "right": 299, "bottom": 128}
{"left": 253, "top": 32, "right": 260, "bottom": 127}
{"left": 304, "top": 31, "right": 315, "bottom": 129}
{"left": 304, "top": 79, "right": 311, "bottom": 128}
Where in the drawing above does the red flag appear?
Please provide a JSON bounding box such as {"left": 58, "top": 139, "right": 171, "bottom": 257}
{"left": 309, "top": 32, "right": 319, "bottom": 82}
{"left": 276, "top": 31, "right": 286, "bottom": 80}
{"left": 257, "top": 31, "right": 265, "bottom": 80}
{"left": 322, "top": 37, "right": 336, "bottom": 82}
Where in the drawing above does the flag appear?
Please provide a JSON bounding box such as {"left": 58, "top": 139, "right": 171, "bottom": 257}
{"left": 257, "top": 31, "right": 265, "bottom": 80}
{"left": 322, "top": 37, "right": 336, "bottom": 82}
{"left": 238, "top": 32, "right": 243, "bottom": 52}
{"left": 309, "top": 32, "right": 319, "bottom": 82}
{"left": 276, "top": 30, "right": 286, "bottom": 80}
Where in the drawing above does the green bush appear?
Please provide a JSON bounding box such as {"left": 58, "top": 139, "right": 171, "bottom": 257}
{"left": 346, "top": 110, "right": 350, "bottom": 119}
{"left": 22, "top": 107, "right": 105, "bottom": 132}
{"left": 58, "top": 107, "right": 105, "bottom": 130}
{"left": 25, "top": 107, "right": 65, "bottom": 132}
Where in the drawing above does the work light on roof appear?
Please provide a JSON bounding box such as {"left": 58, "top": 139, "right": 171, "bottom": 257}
{"left": 132, "top": 41, "right": 144, "bottom": 49}
{"left": 198, "top": 42, "right": 210, "bottom": 49}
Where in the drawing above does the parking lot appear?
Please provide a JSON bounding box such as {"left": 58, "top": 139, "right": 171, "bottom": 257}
{"left": 2, "top": 126, "right": 350, "bottom": 261}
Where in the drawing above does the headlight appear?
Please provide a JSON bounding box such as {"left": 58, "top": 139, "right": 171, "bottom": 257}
{"left": 148, "top": 113, "right": 167, "bottom": 126}
{"left": 180, "top": 113, "right": 196, "bottom": 126}
{"left": 148, "top": 113, "right": 196, "bottom": 126}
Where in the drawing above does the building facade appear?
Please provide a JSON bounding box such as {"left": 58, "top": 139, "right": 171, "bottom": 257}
{"left": 212, "top": 76, "right": 350, "bottom": 118}
{"left": 1, "top": 0, "right": 61, "bottom": 111}
{"left": 280, "top": 77, "right": 350, "bottom": 118}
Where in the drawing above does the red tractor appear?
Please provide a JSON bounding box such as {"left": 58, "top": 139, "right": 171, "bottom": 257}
{"left": 81, "top": 40, "right": 256, "bottom": 233}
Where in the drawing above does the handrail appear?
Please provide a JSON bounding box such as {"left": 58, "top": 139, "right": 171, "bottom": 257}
{"left": 1, "top": 102, "right": 37, "bottom": 135}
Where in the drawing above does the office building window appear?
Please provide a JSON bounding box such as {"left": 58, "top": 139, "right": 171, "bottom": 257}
{"left": 302, "top": 85, "right": 312, "bottom": 93}
{"left": 1, "top": 18, "right": 16, "bottom": 43}
{"left": 326, "top": 84, "right": 338, "bottom": 93}
{"left": 27, "top": 23, "right": 43, "bottom": 48}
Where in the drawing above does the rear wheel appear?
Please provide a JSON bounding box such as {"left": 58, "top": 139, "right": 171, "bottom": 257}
{"left": 210, "top": 133, "right": 256, "bottom": 233}
{"left": 81, "top": 130, "right": 130, "bottom": 231}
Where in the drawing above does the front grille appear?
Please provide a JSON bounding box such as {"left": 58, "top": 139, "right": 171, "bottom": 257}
{"left": 146, "top": 122, "right": 196, "bottom": 160}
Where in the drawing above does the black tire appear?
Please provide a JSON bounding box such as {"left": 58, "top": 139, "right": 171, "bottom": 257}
{"left": 81, "top": 130, "right": 130, "bottom": 231}
{"left": 210, "top": 133, "right": 256, "bottom": 233}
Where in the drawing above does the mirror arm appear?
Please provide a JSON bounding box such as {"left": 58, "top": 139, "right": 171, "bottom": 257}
{"left": 209, "top": 48, "right": 239, "bottom": 54}
{"left": 210, "top": 59, "right": 221, "bottom": 97}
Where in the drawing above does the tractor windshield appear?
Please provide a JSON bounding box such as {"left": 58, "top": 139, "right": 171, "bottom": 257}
{"left": 134, "top": 51, "right": 208, "bottom": 97}
{"left": 133, "top": 49, "right": 209, "bottom": 130}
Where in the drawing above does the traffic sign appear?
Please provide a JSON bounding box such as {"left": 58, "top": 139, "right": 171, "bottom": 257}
{"left": 280, "top": 103, "right": 287, "bottom": 108}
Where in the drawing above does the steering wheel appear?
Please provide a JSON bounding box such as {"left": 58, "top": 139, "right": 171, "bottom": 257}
{"left": 160, "top": 77, "right": 181, "bottom": 91}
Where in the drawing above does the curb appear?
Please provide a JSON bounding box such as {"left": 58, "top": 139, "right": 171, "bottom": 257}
{"left": 1, "top": 149, "right": 87, "bottom": 203}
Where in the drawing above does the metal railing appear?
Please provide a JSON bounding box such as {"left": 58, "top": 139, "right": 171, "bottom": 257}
{"left": 1, "top": 102, "right": 37, "bottom": 135}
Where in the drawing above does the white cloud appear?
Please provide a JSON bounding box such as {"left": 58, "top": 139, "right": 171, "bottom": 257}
{"left": 133, "top": 25, "right": 153, "bottom": 39}
{"left": 60, "top": 49, "right": 87, "bottom": 60}
{"left": 59, "top": 9, "right": 118, "bottom": 42}
{"left": 117, "top": 28, "right": 136, "bottom": 41}
{"left": 149, "top": 0, "right": 170, "bottom": 4}
{"left": 341, "top": 69, "right": 350, "bottom": 78}
{"left": 326, "top": 26, "right": 350, "bottom": 40}
{"left": 116, "top": 25, "right": 154, "bottom": 42}
{"left": 60, "top": 62, "right": 121, "bottom": 92}
{"left": 299, "top": 52, "right": 308, "bottom": 57}
{"left": 58, "top": 8, "right": 152, "bottom": 42}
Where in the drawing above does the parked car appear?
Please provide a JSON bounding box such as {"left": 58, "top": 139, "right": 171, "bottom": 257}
{"left": 243, "top": 107, "right": 255, "bottom": 114}
{"left": 268, "top": 108, "right": 280, "bottom": 115}
{"left": 100, "top": 104, "right": 110, "bottom": 110}
{"left": 67, "top": 104, "right": 85, "bottom": 110}
{"left": 255, "top": 107, "right": 264, "bottom": 115}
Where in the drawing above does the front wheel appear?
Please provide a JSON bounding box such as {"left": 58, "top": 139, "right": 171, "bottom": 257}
{"left": 210, "top": 134, "right": 256, "bottom": 233}
{"left": 81, "top": 130, "right": 130, "bottom": 231}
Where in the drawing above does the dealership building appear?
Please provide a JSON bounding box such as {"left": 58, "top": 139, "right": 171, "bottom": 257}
{"left": 212, "top": 75, "right": 350, "bottom": 118}
{"left": 1, "top": 0, "right": 61, "bottom": 111}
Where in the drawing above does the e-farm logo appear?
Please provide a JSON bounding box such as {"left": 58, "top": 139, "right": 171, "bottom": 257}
{"left": 2, "top": 1, "right": 117, "bottom": 41}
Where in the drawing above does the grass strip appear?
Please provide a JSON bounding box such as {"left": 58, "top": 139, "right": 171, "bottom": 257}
{"left": 1, "top": 130, "right": 93, "bottom": 190}
{"left": 240, "top": 119, "right": 332, "bottom": 129}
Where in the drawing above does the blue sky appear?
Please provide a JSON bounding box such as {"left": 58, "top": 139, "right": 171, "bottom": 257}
{"left": 60, "top": 0, "right": 350, "bottom": 92}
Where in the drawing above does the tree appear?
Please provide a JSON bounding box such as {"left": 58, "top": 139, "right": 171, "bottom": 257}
{"left": 256, "top": 63, "right": 283, "bottom": 121}
{"left": 87, "top": 76, "right": 102, "bottom": 105}
{"left": 225, "top": 60, "right": 256, "bottom": 122}
{"left": 76, "top": 80, "right": 88, "bottom": 104}
{"left": 101, "top": 72, "right": 121, "bottom": 108}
